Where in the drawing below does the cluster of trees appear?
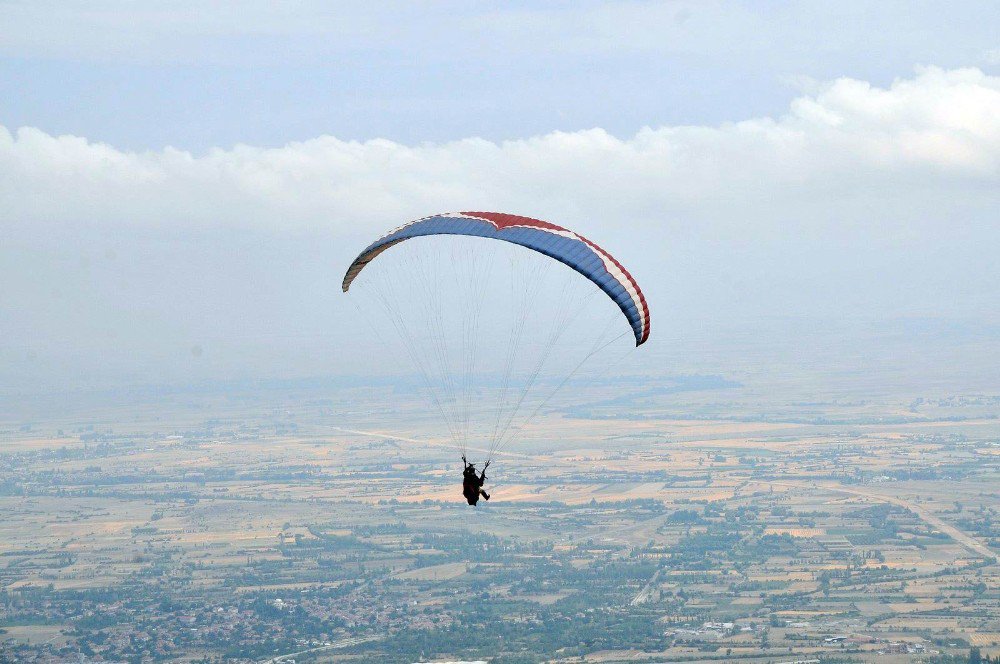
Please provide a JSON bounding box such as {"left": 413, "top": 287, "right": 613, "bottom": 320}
{"left": 931, "top": 648, "right": 1000, "bottom": 664}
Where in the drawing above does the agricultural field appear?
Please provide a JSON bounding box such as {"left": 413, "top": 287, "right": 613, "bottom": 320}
{"left": 1, "top": 360, "right": 998, "bottom": 663}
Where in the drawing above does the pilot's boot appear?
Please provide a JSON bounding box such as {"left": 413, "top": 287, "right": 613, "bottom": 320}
{"left": 481, "top": 490, "right": 490, "bottom": 501}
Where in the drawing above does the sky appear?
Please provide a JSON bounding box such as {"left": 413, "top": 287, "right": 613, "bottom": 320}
{"left": 2, "top": 1, "right": 999, "bottom": 394}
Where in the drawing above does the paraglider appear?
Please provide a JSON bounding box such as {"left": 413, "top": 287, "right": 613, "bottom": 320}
{"left": 462, "top": 456, "right": 490, "bottom": 505}
{"left": 343, "top": 211, "right": 649, "bottom": 504}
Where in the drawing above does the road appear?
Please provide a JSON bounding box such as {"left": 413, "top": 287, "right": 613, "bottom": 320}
{"left": 768, "top": 480, "right": 996, "bottom": 560}
{"left": 260, "top": 635, "right": 379, "bottom": 663}
{"left": 822, "top": 484, "right": 997, "bottom": 560}
{"left": 630, "top": 568, "right": 662, "bottom": 605}
{"left": 330, "top": 426, "right": 536, "bottom": 460}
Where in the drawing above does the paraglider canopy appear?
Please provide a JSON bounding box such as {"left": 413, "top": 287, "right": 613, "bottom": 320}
{"left": 343, "top": 211, "right": 650, "bottom": 467}
{"left": 343, "top": 211, "right": 650, "bottom": 346}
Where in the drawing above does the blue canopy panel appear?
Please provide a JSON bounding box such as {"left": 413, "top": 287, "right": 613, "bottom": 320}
{"left": 342, "top": 211, "right": 650, "bottom": 346}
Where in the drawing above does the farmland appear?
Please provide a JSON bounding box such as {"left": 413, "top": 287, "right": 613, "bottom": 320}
{"left": 1, "top": 361, "right": 998, "bottom": 663}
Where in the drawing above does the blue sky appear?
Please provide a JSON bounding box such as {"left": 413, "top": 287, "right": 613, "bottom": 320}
{"left": 2, "top": 1, "right": 998, "bottom": 150}
{"left": 2, "top": 2, "right": 999, "bottom": 392}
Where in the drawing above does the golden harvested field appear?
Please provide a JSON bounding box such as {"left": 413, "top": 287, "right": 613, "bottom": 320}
{"left": 969, "top": 633, "right": 1000, "bottom": 646}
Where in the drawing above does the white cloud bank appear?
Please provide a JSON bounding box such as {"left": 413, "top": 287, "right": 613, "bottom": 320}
{"left": 2, "top": 67, "right": 999, "bottom": 390}
{"left": 2, "top": 66, "right": 997, "bottom": 236}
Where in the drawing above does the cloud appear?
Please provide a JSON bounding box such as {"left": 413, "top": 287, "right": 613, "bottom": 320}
{"left": 1, "top": 67, "right": 999, "bottom": 390}
{"left": 3, "top": 66, "right": 997, "bottom": 234}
